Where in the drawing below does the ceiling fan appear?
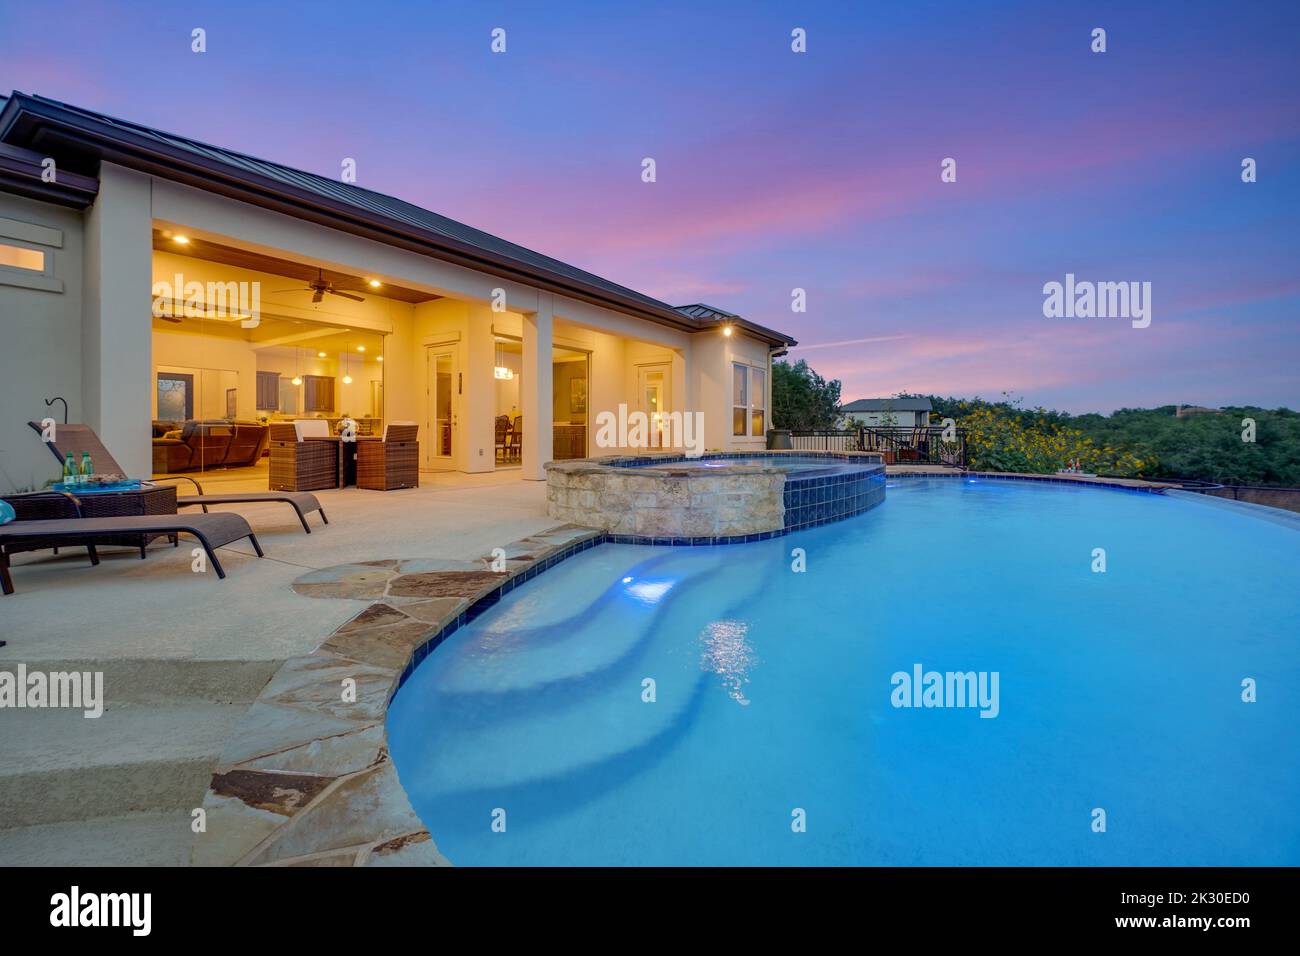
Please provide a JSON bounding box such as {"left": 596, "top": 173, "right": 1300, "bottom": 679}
{"left": 272, "top": 269, "right": 366, "bottom": 304}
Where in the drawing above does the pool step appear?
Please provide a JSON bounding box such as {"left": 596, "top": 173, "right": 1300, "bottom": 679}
{"left": 391, "top": 552, "right": 774, "bottom": 804}
{"left": 427, "top": 549, "right": 726, "bottom": 698}
{"left": 0, "top": 701, "right": 246, "bottom": 829}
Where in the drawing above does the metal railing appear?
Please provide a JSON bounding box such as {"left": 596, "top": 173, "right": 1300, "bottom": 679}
{"left": 788, "top": 426, "right": 967, "bottom": 467}
{"left": 788, "top": 430, "right": 862, "bottom": 453}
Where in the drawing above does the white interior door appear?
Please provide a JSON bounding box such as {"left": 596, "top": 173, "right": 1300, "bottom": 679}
{"left": 425, "top": 346, "right": 456, "bottom": 469}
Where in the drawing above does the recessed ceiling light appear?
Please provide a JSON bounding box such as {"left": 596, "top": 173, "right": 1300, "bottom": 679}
{"left": 173, "top": 235, "right": 190, "bottom": 245}
{"left": 318, "top": 351, "right": 327, "bottom": 358}
{"left": 722, "top": 324, "right": 733, "bottom": 337}
{"left": 368, "top": 279, "right": 382, "bottom": 288}
{"left": 376, "top": 355, "right": 383, "bottom": 362}
{"left": 356, "top": 345, "right": 365, "bottom": 352}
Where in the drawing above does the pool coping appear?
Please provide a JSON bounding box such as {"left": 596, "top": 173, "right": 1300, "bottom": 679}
{"left": 1164, "top": 488, "right": 1300, "bottom": 530}
{"left": 189, "top": 523, "right": 606, "bottom": 867}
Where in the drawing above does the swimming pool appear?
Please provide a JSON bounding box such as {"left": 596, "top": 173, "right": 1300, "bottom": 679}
{"left": 387, "top": 478, "right": 1300, "bottom": 865}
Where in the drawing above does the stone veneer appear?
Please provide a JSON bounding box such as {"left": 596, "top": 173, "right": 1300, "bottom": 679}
{"left": 546, "top": 450, "right": 886, "bottom": 542}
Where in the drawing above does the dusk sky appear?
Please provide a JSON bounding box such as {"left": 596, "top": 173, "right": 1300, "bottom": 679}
{"left": 3, "top": 0, "right": 1297, "bottom": 414}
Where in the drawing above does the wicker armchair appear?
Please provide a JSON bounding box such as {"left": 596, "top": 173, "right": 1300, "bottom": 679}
{"left": 268, "top": 422, "right": 338, "bottom": 492}
{"left": 356, "top": 423, "right": 419, "bottom": 491}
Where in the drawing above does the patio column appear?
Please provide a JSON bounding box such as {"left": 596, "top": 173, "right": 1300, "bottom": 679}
{"left": 521, "top": 294, "right": 553, "bottom": 480}
{"left": 82, "top": 163, "right": 152, "bottom": 477}
{"left": 464, "top": 303, "right": 496, "bottom": 473}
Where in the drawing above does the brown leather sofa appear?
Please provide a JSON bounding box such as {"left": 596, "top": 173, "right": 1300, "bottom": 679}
{"left": 152, "top": 420, "right": 270, "bottom": 473}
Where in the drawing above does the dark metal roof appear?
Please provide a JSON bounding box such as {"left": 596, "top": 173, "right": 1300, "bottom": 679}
{"left": 0, "top": 92, "right": 797, "bottom": 346}
{"left": 675, "top": 302, "right": 740, "bottom": 320}
{"left": 841, "top": 398, "right": 933, "bottom": 412}
{"left": 673, "top": 302, "right": 796, "bottom": 347}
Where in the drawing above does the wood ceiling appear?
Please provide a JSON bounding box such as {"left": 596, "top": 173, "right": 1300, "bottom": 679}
{"left": 151, "top": 230, "right": 440, "bottom": 304}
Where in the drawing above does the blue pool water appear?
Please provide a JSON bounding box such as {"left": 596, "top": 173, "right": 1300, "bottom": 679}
{"left": 387, "top": 479, "right": 1300, "bottom": 865}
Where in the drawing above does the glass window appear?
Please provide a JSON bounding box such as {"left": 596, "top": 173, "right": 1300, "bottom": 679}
{"left": 278, "top": 378, "right": 299, "bottom": 415}
{"left": 750, "top": 367, "right": 766, "bottom": 436}
{"left": 732, "top": 364, "right": 747, "bottom": 406}
{"left": 0, "top": 242, "right": 45, "bottom": 272}
{"left": 732, "top": 364, "right": 747, "bottom": 436}
{"left": 157, "top": 373, "right": 192, "bottom": 421}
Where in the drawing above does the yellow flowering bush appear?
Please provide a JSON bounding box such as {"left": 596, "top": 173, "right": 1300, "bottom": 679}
{"left": 961, "top": 404, "right": 1154, "bottom": 477}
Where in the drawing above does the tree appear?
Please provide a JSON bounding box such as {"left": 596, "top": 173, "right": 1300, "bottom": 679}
{"left": 771, "top": 359, "right": 842, "bottom": 430}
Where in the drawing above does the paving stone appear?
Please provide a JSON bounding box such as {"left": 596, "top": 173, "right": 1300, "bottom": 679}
{"left": 291, "top": 564, "right": 397, "bottom": 600}
{"left": 364, "top": 830, "right": 451, "bottom": 867}
{"left": 396, "top": 597, "right": 468, "bottom": 625}
{"left": 249, "top": 758, "right": 425, "bottom": 865}
{"left": 319, "top": 619, "right": 432, "bottom": 671}
{"left": 386, "top": 570, "right": 505, "bottom": 599}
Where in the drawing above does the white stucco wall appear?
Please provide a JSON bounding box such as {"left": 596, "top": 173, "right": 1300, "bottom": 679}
{"left": 845, "top": 410, "right": 930, "bottom": 428}
{"left": 0, "top": 193, "right": 84, "bottom": 492}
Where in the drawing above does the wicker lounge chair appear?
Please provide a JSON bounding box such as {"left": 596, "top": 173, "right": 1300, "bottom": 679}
{"left": 0, "top": 493, "right": 263, "bottom": 595}
{"left": 356, "top": 422, "right": 419, "bottom": 490}
{"left": 27, "top": 422, "right": 329, "bottom": 532}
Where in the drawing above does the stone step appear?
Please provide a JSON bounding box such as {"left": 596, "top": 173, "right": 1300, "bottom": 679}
{"left": 0, "top": 658, "right": 279, "bottom": 704}
{"left": 0, "top": 701, "right": 246, "bottom": 827}
{"left": 0, "top": 810, "right": 194, "bottom": 866}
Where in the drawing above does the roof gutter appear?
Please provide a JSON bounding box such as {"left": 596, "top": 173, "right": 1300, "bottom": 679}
{"left": 0, "top": 141, "right": 98, "bottom": 208}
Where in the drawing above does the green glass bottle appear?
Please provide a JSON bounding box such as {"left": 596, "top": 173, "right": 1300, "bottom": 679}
{"left": 62, "top": 452, "right": 77, "bottom": 485}
{"left": 80, "top": 452, "right": 94, "bottom": 484}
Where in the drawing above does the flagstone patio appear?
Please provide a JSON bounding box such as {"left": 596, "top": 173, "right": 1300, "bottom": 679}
{"left": 191, "top": 523, "right": 602, "bottom": 867}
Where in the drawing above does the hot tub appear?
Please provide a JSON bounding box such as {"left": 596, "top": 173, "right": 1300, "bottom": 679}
{"left": 545, "top": 451, "right": 886, "bottom": 543}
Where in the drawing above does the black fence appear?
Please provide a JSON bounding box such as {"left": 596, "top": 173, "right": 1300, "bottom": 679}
{"left": 788, "top": 426, "right": 967, "bottom": 467}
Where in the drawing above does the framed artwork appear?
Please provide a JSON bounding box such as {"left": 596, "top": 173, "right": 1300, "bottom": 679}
{"left": 570, "top": 376, "right": 587, "bottom": 414}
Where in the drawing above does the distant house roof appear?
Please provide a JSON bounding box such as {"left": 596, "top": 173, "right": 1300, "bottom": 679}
{"left": 0, "top": 92, "right": 798, "bottom": 347}
{"left": 841, "top": 398, "right": 933, "bottom": 412}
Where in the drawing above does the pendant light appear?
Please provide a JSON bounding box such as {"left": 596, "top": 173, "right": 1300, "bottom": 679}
{"left": 494, "top": 339, "right": 514, "bottom": 380}
{"left": 342, "top": 340, "right": 353, "bottom": 385}
{"left": 291, "top": 347, "right": 303, "bottom": 386}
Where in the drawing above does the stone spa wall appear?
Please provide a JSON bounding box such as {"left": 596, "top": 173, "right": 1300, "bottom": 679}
{"left": 545, "top": 452, "right": 886, "bottom": 544}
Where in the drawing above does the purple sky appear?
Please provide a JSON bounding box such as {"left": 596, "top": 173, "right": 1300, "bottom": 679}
{"left": 4, "top": 0, "right": 1297, "bottom": 413}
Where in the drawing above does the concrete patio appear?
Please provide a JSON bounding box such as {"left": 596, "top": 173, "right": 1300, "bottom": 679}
{"left": 0, "top": 470, "right": 553, "bottom": 865}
